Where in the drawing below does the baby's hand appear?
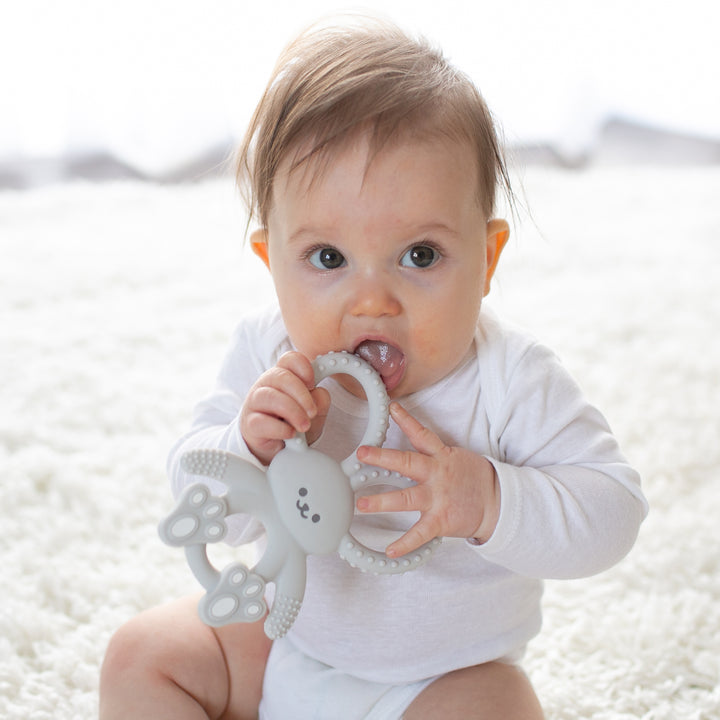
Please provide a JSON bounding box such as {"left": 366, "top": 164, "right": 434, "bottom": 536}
{"left": 241, "top": 352, "right": 330, "bottom": 466}
{"left": 356, "top": 402, "right": 500, "bottom": 557}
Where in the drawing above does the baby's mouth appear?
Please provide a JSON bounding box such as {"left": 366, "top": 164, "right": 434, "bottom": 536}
{"left": 354, "top": 340, "right": 406, "bottom": 393}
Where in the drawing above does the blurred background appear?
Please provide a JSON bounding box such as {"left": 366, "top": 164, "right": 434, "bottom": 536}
{"left": 1, "top": 0, "right": 719, "bottom": 190}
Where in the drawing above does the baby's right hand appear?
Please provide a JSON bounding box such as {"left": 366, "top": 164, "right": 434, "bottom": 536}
{"left": 240, "top": 352, "right": 330, "bottom": 466}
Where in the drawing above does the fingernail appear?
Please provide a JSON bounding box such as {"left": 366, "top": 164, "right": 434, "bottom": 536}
{"left": 357, "top": 498, "right": 369, "bottom": 512}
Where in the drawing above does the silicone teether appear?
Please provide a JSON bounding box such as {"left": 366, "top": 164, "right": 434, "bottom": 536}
{"left": 159, "top": 351, "right": 440, "bottom": 639}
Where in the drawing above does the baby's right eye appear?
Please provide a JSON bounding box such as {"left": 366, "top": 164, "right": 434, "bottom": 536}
{"left": 308, "top": 247, "right": 346, "bottom": 270}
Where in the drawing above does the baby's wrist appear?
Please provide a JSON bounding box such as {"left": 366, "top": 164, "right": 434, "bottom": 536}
{"left": 470, "top": 459, "right": 500, "bottom": 544}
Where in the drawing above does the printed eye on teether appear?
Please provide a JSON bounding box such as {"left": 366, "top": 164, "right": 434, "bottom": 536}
{"left": 159, "top": 350, "right": 440, "bottom": 639}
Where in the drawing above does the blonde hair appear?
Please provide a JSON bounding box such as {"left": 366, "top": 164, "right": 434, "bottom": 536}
{"left": 236, "top": 17, "right": 512, "bottom": 228}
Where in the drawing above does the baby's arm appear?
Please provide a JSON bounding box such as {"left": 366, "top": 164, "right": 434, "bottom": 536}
{"left": 359, "top": 342, "right": 648, "bottom": 578}
{"left": 473, "top": 342, "right": 648, "bottom": 579}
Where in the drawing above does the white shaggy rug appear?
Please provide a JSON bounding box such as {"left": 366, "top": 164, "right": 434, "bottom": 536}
{"left": 1, "top": 166, "right": 719, "bottom": 718}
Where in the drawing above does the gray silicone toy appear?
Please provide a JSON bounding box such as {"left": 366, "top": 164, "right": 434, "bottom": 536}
{"left": 158, "top": 351, "right": 440, "bottom": 639}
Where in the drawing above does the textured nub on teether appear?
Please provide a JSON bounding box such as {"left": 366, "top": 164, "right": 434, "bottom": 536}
{"left": 264, "top": 594, "right": 303, "bottom": 639}
{"left": 181, "top": 449, "right": 229, "bottom": 480}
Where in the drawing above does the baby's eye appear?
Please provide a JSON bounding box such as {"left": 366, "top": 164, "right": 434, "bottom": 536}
{"left": 308, "top": 247, "right": 346, "bottom": 270}
{"left": 400, "top": 245, "right": 438, "bottom": 268}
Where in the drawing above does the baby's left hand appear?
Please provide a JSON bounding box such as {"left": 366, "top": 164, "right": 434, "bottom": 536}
{"left": 356, "top": 402, "right": 500, "bottom": 558}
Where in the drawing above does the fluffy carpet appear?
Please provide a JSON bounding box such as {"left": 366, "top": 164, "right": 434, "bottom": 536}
{"left": 1, "top": 166, "right": 718, "bottom": 718}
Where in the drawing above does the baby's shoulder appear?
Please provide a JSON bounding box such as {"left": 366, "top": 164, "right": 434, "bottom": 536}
{"left": 476, "top": 310, "right": 549, "bottom": 369}
{"left": 474, "top": 311, "right": 567, "bottom": 404}
{"left": 225, "top": 303, "right": 293, "bottom": 370}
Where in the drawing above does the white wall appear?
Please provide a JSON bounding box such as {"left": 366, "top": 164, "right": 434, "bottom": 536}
{"left": 1, "top": 0, "right": 718, "bottom": 180}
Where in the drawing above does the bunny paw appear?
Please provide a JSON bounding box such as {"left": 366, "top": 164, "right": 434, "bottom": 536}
{"left": 158, "top": 483, "right": 228, "bottom": 546}
{"left": 199, "top": 563, "right": 267, "bottom": 627}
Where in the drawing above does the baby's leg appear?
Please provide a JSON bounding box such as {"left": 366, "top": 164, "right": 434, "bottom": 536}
{"left": 99, "top": 594, "right": 272, "bottom": 720}
{"left": 402, "top": 661, "right": 544, "bottom": 719}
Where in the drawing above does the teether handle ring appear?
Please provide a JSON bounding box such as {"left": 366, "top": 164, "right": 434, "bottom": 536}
{"left": 309, "top": 351, "right": 391, "bottom": 475}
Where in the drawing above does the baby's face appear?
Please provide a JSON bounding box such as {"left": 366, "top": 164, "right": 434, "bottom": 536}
{"left": 261, "top": 133, "right": 507, "bottom": 398}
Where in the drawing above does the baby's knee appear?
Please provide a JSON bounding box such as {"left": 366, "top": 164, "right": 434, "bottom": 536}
{"left": 102, "top": 598, "right": 204, "bottom": 680}
{"left": 101, "top": 612, "right": 163, "bottom": 681}
{"left": 99, "top": 613, "right": 164, "bottom": 718}
{"left": 100, "top": 601, "right": 236, "bottom": 719}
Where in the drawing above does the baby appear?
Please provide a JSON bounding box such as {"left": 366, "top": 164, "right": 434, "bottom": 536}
{"left": 100, "top": 17, "right": 648, "bottom": 719}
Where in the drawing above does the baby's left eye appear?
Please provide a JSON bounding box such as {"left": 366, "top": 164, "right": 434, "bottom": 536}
{"left": 400, "top": 245, "right": 439, "bottom": 268}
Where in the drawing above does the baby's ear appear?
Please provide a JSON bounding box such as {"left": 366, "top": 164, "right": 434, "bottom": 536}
{"left": 250, "top": 229, "right": 270, "bottom": 269}
{"left": 484, "top": 219, "right": 509, "bottom": 296}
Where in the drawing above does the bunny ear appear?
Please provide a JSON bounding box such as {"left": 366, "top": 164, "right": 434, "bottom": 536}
{"left": 180, "top": 449, "right": 266, "bottom": 490}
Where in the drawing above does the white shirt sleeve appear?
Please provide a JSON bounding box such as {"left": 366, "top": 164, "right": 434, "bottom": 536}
{"left": 471, "top": 333, "right": 648, "bottom": 579}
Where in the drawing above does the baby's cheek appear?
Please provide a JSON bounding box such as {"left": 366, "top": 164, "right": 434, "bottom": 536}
{"left": 415, "top": 318, "right": 474, "bottom": 375}
{"left": 414, "top": 325, "right": 451, "bottom": 371}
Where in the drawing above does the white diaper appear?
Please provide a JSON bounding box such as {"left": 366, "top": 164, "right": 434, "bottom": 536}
{"left": 258, "top": 635, "right": 438, "bottom": 720}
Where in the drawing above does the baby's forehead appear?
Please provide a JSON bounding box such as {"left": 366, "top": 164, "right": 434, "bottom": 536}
{"left": 277, "top": 128, "right": 481, "bottom": 199}
{"left": 266, "top": 132, "right": 488, "bottom": 236}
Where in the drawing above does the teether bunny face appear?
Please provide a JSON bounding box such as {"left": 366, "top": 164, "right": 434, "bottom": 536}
{"left": 267, "top": 440, "right": 354, "bottom": 555}
{"left": 159, "top": 352, "right": 440, "bottom": 639}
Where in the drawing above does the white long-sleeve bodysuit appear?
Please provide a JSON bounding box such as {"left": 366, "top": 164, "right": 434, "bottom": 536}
{"left": 167, "top": 305, "right": 648, "bottom": 685}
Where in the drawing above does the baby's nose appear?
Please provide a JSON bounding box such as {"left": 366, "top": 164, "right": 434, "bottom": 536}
{"left": 349, "top": 276, "right": 401, "bottom": 318}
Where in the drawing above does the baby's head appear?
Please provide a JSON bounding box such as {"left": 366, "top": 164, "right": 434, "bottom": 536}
{"left": 237, "top": 18, "right": 513, "bottom": 398}
{"left": 237, "top": 17, "right": 511, "bottom": 229}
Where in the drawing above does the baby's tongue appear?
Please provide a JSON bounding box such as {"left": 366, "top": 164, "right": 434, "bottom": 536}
{"left": 355, "top": 340, "right": 404, "bottom": 380}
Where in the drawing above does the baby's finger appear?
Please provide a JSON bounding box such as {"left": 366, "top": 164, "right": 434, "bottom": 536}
{"left": 249, "top": 384, "right": 314, "bottom": 433}
{"left": 243, "top": 410, "right": 298, "bottom": 445}
{"left": 356, "top": 484, "right": 430, "bottom": 515}
{"left": 269, "top": 354, "right": 318, "bottom": 416}
{"left": 389, "top": 402, "right": 446, "bottom": 455}
{"left": 385, "top": 517, "right": 441, "bottom": 558}
{"left": 356, "top": 444, "right": 431, "bottom": 482}
{"left": 276, "top": 351, "right": 317, "bottom": 390}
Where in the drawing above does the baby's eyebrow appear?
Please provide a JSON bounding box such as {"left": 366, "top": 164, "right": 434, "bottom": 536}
{"left": 286, "top": 220, "right": 463, "bottom": 248}
{"left": 411, "top": 222, "right": 461, "bottom": 238}
{"left": 287, "top": 226, "right": 335, "bottom": 246}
